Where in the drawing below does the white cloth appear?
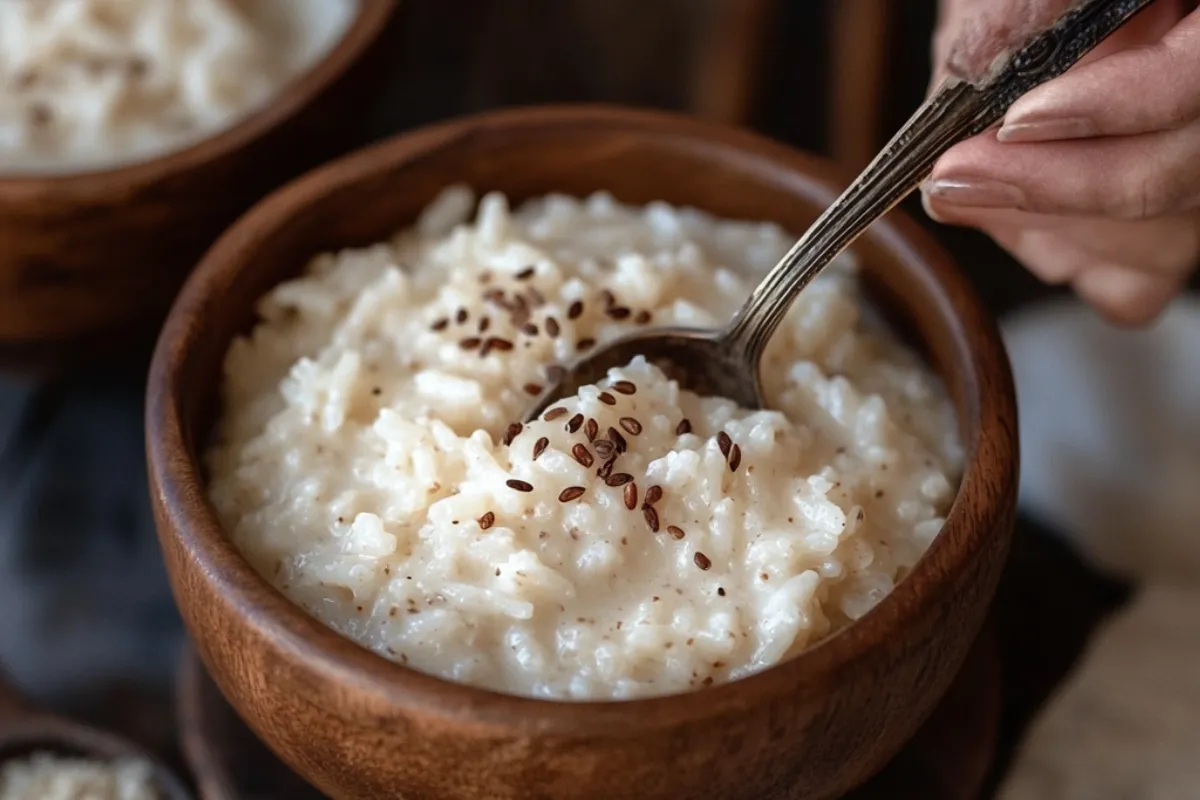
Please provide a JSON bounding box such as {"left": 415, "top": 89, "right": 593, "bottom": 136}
{"left": 997, "top": 296, "right": 1200, "bottom": 798}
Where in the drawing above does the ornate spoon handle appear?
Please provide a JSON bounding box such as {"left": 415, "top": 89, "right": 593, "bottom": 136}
{"left": 723, "top": 0, "right": 1156, "bottom": 362}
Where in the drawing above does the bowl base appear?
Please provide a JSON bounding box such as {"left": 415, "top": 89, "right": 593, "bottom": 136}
{"left": 177, "top": 624, "right": 999, "bottom": 800}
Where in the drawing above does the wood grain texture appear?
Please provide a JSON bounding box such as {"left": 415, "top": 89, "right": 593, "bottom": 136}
{"left": 0, "top": 0, "right": 398, "bottom": 373}
{"left": 176, "top": 626, "right": 999, "bottom": 800}
{"left": 830, "top": 0, "right": 893, "bottom": 170}
{"left": 145, "top": 105, "right": 1019, "bottom": 800}
{"left": 0, "top": 669, "right": 192, "bottom": 799}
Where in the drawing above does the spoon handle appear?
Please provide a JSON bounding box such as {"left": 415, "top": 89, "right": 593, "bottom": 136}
{"left": 722, "top": 0, "right": 1156, "bottom": 362}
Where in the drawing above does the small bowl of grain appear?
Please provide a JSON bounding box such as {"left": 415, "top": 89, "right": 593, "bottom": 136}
{"left": 146, "top": 105, "right": 1018, "bottom": 800}
{"left": 0, "top": 0, "right": 398, "bottom": 372}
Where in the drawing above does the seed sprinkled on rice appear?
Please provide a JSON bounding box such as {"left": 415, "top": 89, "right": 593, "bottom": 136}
{"left": 694, "top": 552, "right": 712, "bottom": 570}
{"left": 604, "top": 472, "right": 633, "bottom": 487}
{"left": 643, "top": 506, "right": 660, "bottom": 532}
{"left": 430, "top": 317, "right": 449, "bottom": 331}
{"left": 459, "top": 337, "right": 482, "bottom": 350}
{"left": 717, "top": 431, "right": 732, "bottom": 458}
{"left": 576, "top": 337, "right": 596, "bottom": 351}
{"left": 523, "top": 383, "right": 542, "bottom": 396}
{"left": 516, "top": 266, "right": 535, "bottom": 280}
{"left": 502, "top": 423, "right": 522, "bottom": 446}
{"left": 676, "top": 418, "right": 692, "bottom": 436}
{"left": 543, "top": 407, "right": 567, "bottom": 421}
{"left": 667, "top": 525, "right": 685, "bottom": 540}
{"left": 455, "top": 307, "right": 468, "bottom": 324}
{"left": 478, "top": 511, "right": 495, "bottom": 530}
{"left": 532, "top": 437, "right": 549, "bottom": 460}
{"left": 607, "top": 427, "right": 627, "bottom": 453}
{"left": 618, "top": 417, "right": 642, "bottom": 436}
{"left": 571, "top": 444, "right": 594, "bottom": 468}
{"left": 545, "top": 317, "right": 561, "bottom": 337}
{"left": 644, "top": 485, "right": 663, "bottom": 505}
{"left": 558, "top": 486, "right": 586, "bottom": 503}
{"left": 506, "top": 479, "right": 534, "bottom": 493}
{"left": 567, "top": 300, "right": 584, "bottom": 320}
{"left": 598, "top": 391, "right": 616, "bottom": 406}
{"left": 612, "top": 380, "right": 636, "bottom": 395}
{"left": 584, "top": 419, "right": 599, "bottom": 442}
{"left": 623, "top": 482, "right": 638, "bottom": 510}
{"left": 729, "top": 444, "right": 742, "bottom": 472}
{"left": 566, "top": 413, "right": 584, "bottom": 433}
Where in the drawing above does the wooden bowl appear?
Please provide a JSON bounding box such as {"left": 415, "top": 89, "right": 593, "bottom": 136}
{"left": 0, "top": 0, "right": 398, "bottom": 373}
{"left": 0, "top": 670, "right": 192, "bottom": 800}
{"left": 146, "top": 105, "right": 1019, "bottom": 800}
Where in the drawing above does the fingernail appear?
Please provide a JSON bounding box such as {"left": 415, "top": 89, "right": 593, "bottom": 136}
{"left": 997, "top": 116, "right": 1095, "bottom": 143}
{"left": 924, "top": 178, "right": 1024, "bottom": 209}
{"left": 920, "top": 188, "right": 947, "bottom": 223}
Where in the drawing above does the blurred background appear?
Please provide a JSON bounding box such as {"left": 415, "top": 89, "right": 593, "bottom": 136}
{"left": 1, "top": 1, "right": 1195, "bottom": 797}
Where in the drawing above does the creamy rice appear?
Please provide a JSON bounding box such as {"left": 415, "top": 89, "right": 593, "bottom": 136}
{"left": 207, "top": 187, "right": 962, "bottom": 700}
{"left": 0, "top": 0, "right": 356, "bottom": 174}
{"left": 0, "top": 753, "right": 156, "bottom": 800}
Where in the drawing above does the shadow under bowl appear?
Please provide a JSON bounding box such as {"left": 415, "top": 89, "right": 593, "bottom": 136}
{"left": 0, "top": 0, "right": 398, "bottom": 374}
{"left": 146, "top": 104, "right": 1018, "bottom": 800}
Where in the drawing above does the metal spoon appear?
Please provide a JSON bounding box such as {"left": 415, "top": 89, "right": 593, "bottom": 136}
{"left": 0, "top": 669, "right": 192, "bottom": 799}
{"left": 525, "top": 0, "right": 1155, "bottom": 421}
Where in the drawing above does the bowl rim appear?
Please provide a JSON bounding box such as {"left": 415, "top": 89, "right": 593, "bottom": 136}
{"left": 0, "top": 0, "right": 395, "bottom": 194}
{"left": 147, "top": 103, "right": 1017, "bottom": 736}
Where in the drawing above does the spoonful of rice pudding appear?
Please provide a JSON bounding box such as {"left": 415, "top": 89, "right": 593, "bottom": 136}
{"left": 524, "top": 0, "right": 1157, "bottom": 422}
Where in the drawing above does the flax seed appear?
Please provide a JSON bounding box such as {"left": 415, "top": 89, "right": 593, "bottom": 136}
{"left": 521, "top": 322, "right": 539, "bottom": 336}
{"left": 643, "top": 506, "right": 660, "bottom": 532}
{"left": 455, "top": 307, "right": 468, "bottom": 324}
{"left": 694, "top": 552, "right": 712, "bottom": 570}
{"left": 729, "top": 444, "right": 742, "bottom": 472}
{"left": 717, "top": 431, "right": 732, "bottom": 458}
{"left": 619, "top": 417, "right": 642, "bottom": 436}
{"left": 634, "top": 310, "right": 652, "bottom": 324}
{"left": 524, "top": 383, "right": 543, "bottom": 395}
{"left": 676, "top": 418, "right": 692, "bottom": 436}
{"left": 430, "top": 317, "right": 449, "bottom": 331}
{"left": 459, "top": 337, "right": 482, "bottom": 350}
{"left": 545, "top": 317, "right": 561, "bottom": 337}
{"left": 585, "top": 418, "right": 599, "bottom": 442}
{"left": 571, "top": 444, "right": 594, "bottom": 468}
{"left": 598, "top": 391, "right": 616, "bottom": 405}
{"left": 485, "top": 337, "right": 514, "bottom": 352}
{"left": 607, "top": 306, "right": 631, "bottom": 320}
{"left": 623, "top": 482, "right": 638, "bottom": 510}
{"left": 612, "top": 380, "right": 636, "bottom": 395}
{"left": 506, "top": 479, "right": 534, "bottom": 493}
{"left": 516, "top": 266, "right": 536, "bottom": 280}
{"left": 605, "top": 473, "right": 633, "bottom": 487}
{"left": 597, "top": 458, "right": 615, "bottom": 480}
{"left": 644, "top": 485, "right": 663, "bottom": 505}
{"left": 502, "top": 423, "right": 522, "bottom": 446}
{"left": 607, "top": 427, "right": 627, "bottom": 453}
{"left": 593, "top": 440, "right": 615, "bottom": 459}
{"left": 568, "top": 300, "right": 584, "bottom": 320}
{"left": 543, "top": 407, "right": 568, "bottom": 421}
{"left": 558, "top": 486, "right": 586, "bottom": 503}
{"left": 667, "top": 525, "right": 685, "bottom": 540}
{"left": 533, "top": 437, "right": 549, "bottom": 460}
{"left": 479, "top": 511, "right": 495, "bottom": 530}
{"left": 576, "top": 337, "right": 596, "bottom": 351}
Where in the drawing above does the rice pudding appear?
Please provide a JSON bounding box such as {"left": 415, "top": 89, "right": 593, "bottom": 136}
{"left": 0, "top": 0, "right": 356, "bottom": 174}
{"left": 207, "top": 187, "right": 962, "bottom": 700}
{"left": 0, "top": 753, "right": 156, "bottom": 800}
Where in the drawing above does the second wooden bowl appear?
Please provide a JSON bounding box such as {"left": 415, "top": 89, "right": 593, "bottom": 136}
{"left": 0, "top": 0, "right": 398, "bottom": 373}
{"left": 146, "top": 105, "right": 1018, "bottom": 800}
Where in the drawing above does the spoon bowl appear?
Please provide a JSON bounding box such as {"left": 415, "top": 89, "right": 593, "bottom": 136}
{"left": 526, "top": 326, "right": 758, "bottom": 421}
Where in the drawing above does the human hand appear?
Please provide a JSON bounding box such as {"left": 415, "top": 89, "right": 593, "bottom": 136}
{"left": 924, "top": 0, "right": 1199, "bottom": 325}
